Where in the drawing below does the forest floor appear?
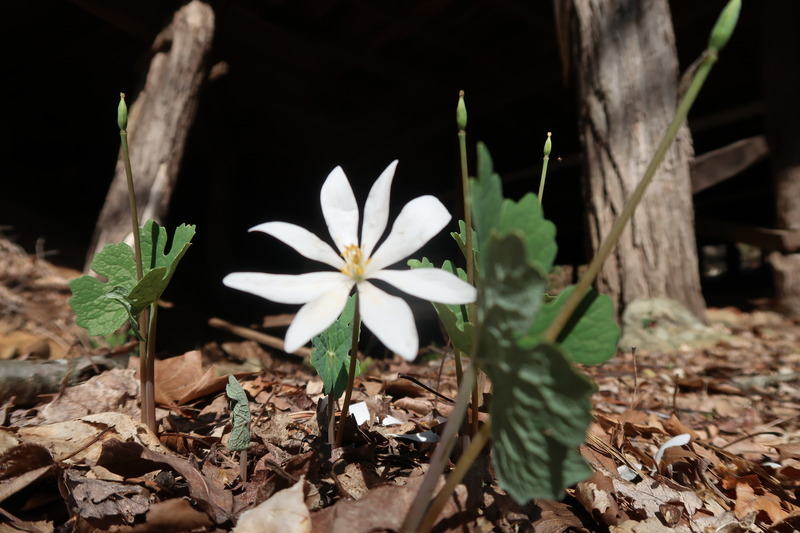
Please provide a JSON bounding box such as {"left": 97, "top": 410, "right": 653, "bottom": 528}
{"left": 2, "top": 235, "right": 800, "bottom": 533}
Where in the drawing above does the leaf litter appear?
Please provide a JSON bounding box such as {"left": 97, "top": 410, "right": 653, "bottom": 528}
{"left": 2, "top": 238, "right": 800, "bottom": 531}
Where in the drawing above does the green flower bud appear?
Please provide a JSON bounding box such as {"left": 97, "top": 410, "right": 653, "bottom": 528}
{"left": 456, "top": 90, "right": 467, "bottom": 131}
{"left": 118, "top": 93, "right": 128, "bottom": 131}
{"left": 544, "top": 132, "right": 552, "bottom": 157}
{"left": 708, "top": 0, "right": 741, "bottom": 52}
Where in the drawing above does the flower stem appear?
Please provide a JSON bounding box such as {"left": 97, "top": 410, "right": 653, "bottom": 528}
{"left": 542, "top": 46, "right": 723, "bottom": 345}
{"left": 239, "top": 450, "right": 248, "bottom": 483}
{"left": 418, "top": 420, "right": 491, "bottom": 533}
{"left": 335, "top": 292, "right": 361, "bottom": 448}
{"left": 119, "top": 93, "right": 153, "bottom": 431}
{"left": 455, "top": 91, "right": 475, "bottom": 390}
{"left": 326, "top": 393, "right": 336, "bottom": 444}
{"left": 119, "top": 94, "right": 143, "bottom": 281}
{"left": 457, "top": 90, "right": 481, "bottom": 436}
{"left": 143, "top": 303, "right": 158, "bottom": 433}
{"left": 400, "top": 365, "right": 475, "bottom": 533}
{"left": 537, "top": 132, "right": 552, "bottom": 204}
{"left": 457, "top": 91, "right": 475, "bottom": 293}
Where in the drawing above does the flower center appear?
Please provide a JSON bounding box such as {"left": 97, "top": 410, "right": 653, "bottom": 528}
{"left": 340, "top": 244, "right": 370, "bottom": 281}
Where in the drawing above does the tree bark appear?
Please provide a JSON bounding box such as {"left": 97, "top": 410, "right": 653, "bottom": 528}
{"left": 85, "top": 1, "right": 215, "bottom": 270}
{"left": 570, "top": 0, "right": 706, "bottom": 318}
{"left": 763, "top": 0, "right": 800, "bottom": 315}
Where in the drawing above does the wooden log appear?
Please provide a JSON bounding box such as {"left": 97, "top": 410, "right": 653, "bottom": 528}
{"left": 691, "top": 135, "right": 768, "bottom": 194}
{"left": 85, "top": 1, "right": 215, "bottom": 270}
{"left": 696, "top": 218, "right": 800, "bottom": 253}
{"left": 0, "top": 353, "right": 130, "bottom": 406}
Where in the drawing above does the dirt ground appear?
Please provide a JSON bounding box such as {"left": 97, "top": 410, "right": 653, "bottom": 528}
{"left": 2, "top": 235, "right": 800, "bottom": 532}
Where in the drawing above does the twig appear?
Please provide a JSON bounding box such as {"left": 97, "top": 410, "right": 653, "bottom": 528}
{"left": 209, "top": 317, "right": 312, "bottom": 358}
{"left": 398, "top": 373, "right": 454, "bottom": 403}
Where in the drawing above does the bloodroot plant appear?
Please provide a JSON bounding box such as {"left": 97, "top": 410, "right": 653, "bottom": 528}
{"left": 223, "top": 162, "right": 476, "bottom": 445}
{"left": 69, "top": 94, "right": 196, "bottom": 433}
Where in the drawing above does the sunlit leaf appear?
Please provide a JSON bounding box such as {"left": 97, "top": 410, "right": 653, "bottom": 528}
{"left": 226, "top": 375, "right": 251, "bottom": 451}
{"left": 408, "top": 257, "right": 474, "bottom": 355}
{"left": 524, "top": 285, "right": 619, "bottom": 365}
{"left": 69, "top": 220, "right": 196, "bottom": 337}
{"left": 310, "top": 294, "right": 361, "bottom": 398}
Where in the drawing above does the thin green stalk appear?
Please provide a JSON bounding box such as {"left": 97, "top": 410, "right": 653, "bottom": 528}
{"left": 418, "top": 420, "right": 491, "bottom": 533}
{"left": 455, "top": 90, "right": 473, "bottom": 389}
{"left": 400, "top": 365, "right": 476, "bottom": 533}
{"left": 537, "top": 132, "right": 552, "bottom": 204}
{"left": 118, "top": 94, "right": 143, "bottom": 281}
{"left": 542, "top": 49, "right": 721, "bottom": 345}
{"left": 457, "top": 92, "right": 474, "bottom": 292}
{"left": 334, "top": 292, "right": 361, "bottom": 448}
{"left": 119, "top": 93, "right": 153, "bottom": 431}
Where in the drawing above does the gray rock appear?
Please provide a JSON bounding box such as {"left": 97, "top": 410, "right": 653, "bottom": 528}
{"left": 619, "top": 297, "right": 729, "bottom": 353}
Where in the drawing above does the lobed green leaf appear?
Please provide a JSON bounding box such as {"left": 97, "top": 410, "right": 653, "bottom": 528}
{"left": 524, "top": 286, "right": 619, "bottom": 365}
{"left": 408, "top": 257, "right": 474, "bottom": 355}
{"left": 310, "top": 294, "right": 361, "bottom": 398}
{"left": 69, "top": 243, "right": 139, "bottom": 336}
{"left": 475, "top": 232, "right": 546, "bottom": 352}
{"left": 69, "top": 220, "right": 196, "bottom": 337}
{"left": 487, "top": 341, "right": 594, "bottom": 503}
{"left": 497, "top": 193, "right": 557, "bottom": 274}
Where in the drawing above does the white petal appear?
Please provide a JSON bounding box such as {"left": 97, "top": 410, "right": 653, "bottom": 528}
{"left": 250, "top": 222, "right": 344, "bottom": 269}
{"left": 320, "top": 166, "right": 359, "bottom": 253}
{"left": 366, "top": 196, "right": 452, "bottom": 273}
{"left": 369, "top": 268, "right": 476, "bottom": 305}
{"left": 284, "top": 281, "right": 353, "bottom": 353}
{"left": 358, "top": 281, "right": 418, "bottom": 361}
{"left": 653, "top": 434, "right": 691, "bottom": 467}
{"left": 223, "top": 271, "right": 352, "bottom": 304}
{"left": 360, "top": 160, "right": 398, "bottom": 257}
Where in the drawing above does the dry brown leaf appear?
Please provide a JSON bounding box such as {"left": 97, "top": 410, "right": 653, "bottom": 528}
{"left": 18, "top": 412, "right": 165, "bottom": 463}
{"left": 95, "top": 439, "right": 234, "bottom": 524}
{"left": 0, "top": 443, "right": 54, "bottom": 504}
{"left": 61, "top": 468, "right": 151, "bottom": 528}
{"left": 610, "top": 517, "right": 675, "bottom": 532}
{"left": 34, "top": 368, "right": 139, "bottom": 424}
{"left": 310, "top": 472, "right": 469, "bottom": 533}
{"left": 574, "top": 471, "right": 627, "bottom": 526}
{"left": 612, "top": 476, "right": 704, "bottom": 528}
{"left": 113, "top": 498, "right": 214, "bottom": 533}
{"left": 734, "top": 480, "right": 787, "bottom": 523}
{"left": 233, "top": 478, "right": 310, "bottom": 533}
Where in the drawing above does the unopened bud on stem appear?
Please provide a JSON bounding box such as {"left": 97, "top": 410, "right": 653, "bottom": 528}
{"left": 708, "top": 0, "right": 741, "bottom": 52}
{"left": 118, "top": 93, "right": 128, "bottom": 131}
{"left": 456, "top": 90, "right": 467, "bottom": 131}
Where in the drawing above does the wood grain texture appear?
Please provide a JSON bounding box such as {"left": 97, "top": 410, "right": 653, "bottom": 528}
{"left": 571, "top": 0, "right": 705, "bottom": 317}
{"left": 85, "top": 1, "right": 214, "bottom": 270}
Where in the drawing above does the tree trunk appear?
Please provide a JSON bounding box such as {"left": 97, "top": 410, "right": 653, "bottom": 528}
{"left": 85, "top": 1, "right": 215, "bottom": 270}
{"left": 570, "top": 0, "right": 706, "bottom": 318}
{"left": 764, "top": 0, "right": 800, "bottom": 315}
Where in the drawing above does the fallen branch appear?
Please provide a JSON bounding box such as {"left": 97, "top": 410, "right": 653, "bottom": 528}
{"left": 0, "top": 352, "right": 131, "bottom": 406}
{"left": 208, "top": 317, "right": 312, "bottom": 359}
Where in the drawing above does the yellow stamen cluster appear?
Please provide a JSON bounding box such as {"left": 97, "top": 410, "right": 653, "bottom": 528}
{"left": 340, "top": 244, "right": 370, "bottom": 281}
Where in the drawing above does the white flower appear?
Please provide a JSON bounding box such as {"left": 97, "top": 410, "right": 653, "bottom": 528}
{"left": 223, "top": 161, "right": 477, "bottom": 361}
